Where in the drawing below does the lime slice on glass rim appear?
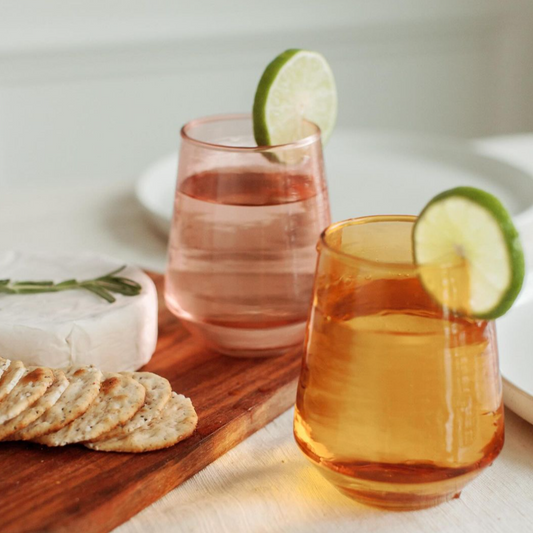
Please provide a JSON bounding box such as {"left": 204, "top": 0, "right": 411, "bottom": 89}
{"left": 413, "top": 186, "right": 525, "bottom": 319}
{"left": 253, "top": 48, "right": 337, "bottom": 147}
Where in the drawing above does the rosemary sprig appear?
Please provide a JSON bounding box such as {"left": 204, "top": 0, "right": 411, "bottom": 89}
{"left": 0, "top": 266, "right": 142, "bottom": 303}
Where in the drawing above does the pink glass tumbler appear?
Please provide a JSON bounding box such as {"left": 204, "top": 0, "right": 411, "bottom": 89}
{"left": 165, "top": 114, "right": 331, "bottom": 357}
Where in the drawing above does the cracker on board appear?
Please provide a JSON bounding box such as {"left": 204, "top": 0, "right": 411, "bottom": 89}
{"left": 89, "top": 372, "right": 171, "bottom": 443}
{"left": 0, "top": 366, "right": 54, "bottom": 425}
{"left": 13, "top": 366, "right": 103, "bottom": 441}
{"left": 86, "top": 393, "right": 197, "bottom": 453}
{"left": 35, "top": 372, "right": 145, "bottom": 447}
{"left": 0, "top": 358, "right": 10, "bottom": 381}
{"left": 0, "top": 369, "right": 69, "bottom": 441}
{"left": 0, "top": 360, "right": 25, "bottom": 402}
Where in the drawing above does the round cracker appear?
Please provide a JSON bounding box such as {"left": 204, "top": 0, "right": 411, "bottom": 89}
{"left": 88, "top": 372, "right": 171, "bottom": 444}
{"left": 0, "top": 358, "right": 11, "bottom": 381}
{"left": 14, "top": 366, "right": 103, "bottom": 441}
{"left": 86, "top": 393, "right": 197, "bottom": 453}
{"left": 0, "top": 360, "right": 25, "bottom": 402}
{"left": 35, "top": 372, "right": 145, "bottom": 447}
{"left": 0, "top": 366, "right": 54, "bottom": 425}
{"left": 0, "top": 369, "right": 69, "bottom": 441}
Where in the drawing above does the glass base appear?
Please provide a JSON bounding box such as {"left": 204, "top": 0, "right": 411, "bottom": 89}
{"left": 315, "top": 463, "right": 481, "bottom": 510}
{"left": 178, "top": 316, "right": 306, "bottom": 358}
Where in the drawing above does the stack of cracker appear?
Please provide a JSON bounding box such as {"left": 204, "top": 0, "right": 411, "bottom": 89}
{"left": 0, "top": 357, "right": 197, "bottom": 453}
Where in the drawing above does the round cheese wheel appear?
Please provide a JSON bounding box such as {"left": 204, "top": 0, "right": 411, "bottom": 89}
{"left": 0, "top": 251, "right": 158, "bottom": 372}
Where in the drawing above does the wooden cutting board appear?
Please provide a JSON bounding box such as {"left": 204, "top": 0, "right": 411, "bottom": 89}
{"left": 0, "top": 273, "right": 303, "bottom": 533}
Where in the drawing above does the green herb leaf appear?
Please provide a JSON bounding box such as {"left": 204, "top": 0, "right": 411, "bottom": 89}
{"left": 0, "top": 267, "right": 141, "bottom": 303}
{"left": 82, "top": 284, "right": 116, "bottom": 303}
{"left": 13, "top": 280, "right": 55, "bottom": 286}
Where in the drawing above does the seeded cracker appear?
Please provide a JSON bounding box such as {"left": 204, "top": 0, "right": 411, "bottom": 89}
{"left": 0, "top": 366, "right": 54, "bottom": 425}
{"left": 0, "top": 358, "right": 10, "bottom": 381}
{"left": 87, "top": 372, "right": 171, "bottom": 445}
{"left": 0, "top": 360, "right": 25, "bottom": 402}
{"left": 13, "top": 366, "right": 102, "bottom": 441}
{"left": 85, "top": 392, "right": 197, "bottom": 453}
{"left": 0, "top": 369, "right": 69, "bottom": 440}
{"left": 35, "top": 372, "right": 145, "bottom": 447}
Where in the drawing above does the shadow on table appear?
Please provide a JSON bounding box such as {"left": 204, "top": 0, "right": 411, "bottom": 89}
{"left": 183, "top": 452, "right": 376, "bottom": 515}
{"left": 100, "top": 190, "right": 168, "bottom": 269}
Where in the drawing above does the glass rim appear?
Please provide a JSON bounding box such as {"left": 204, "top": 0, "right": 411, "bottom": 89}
{"left": 319, "top": 215, "right": 459, "bottom": 271}
{"left": 180, "top": 113, "right": 322, "bottom": 152}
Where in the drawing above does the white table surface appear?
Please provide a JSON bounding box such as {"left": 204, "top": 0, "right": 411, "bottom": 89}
{"left": 2, "top": 135, "right": 533, "bottom": 533}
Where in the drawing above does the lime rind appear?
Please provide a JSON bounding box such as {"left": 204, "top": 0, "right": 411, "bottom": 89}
{"left": 253, "top": 49, "right": 300, "bottom": 146}
{"left": 413, "top": 186, "right": 525, "bottom": 319}
{"left": 253, "top": 48, "right": 337, "bottom": 147}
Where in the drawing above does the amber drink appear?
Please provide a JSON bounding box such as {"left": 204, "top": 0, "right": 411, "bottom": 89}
{"left": 294, "top": 216, "right": 504, "bottom": 509}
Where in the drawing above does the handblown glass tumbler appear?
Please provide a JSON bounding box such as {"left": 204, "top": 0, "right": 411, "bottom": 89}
{"left": 165, "top": 114, "right": 331, "bottom": 357}
{"left": 294, "top": 216, "right": 504, "bottom": 509}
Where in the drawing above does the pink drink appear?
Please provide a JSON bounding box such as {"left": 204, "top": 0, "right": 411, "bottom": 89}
{"left": 165, "top": 115, "right": 330, "bottom": 356}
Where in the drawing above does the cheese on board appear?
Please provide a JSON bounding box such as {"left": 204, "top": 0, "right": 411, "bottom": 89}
{"left": 0, "top": 252, "right": 158, "bottom": 372}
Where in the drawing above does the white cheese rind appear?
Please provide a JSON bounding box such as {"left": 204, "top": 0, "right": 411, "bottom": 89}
{"left": 0, "top": 251, "right": 158, "bottom": 372}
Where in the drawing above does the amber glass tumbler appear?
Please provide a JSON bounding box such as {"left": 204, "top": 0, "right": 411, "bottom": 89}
{"left": 294, "top": 216, "right": 504, "bottom": 509}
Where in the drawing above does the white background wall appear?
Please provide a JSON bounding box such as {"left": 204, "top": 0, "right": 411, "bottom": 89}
{"left": 1, "top": 0, "right": 533, "bottom": 189}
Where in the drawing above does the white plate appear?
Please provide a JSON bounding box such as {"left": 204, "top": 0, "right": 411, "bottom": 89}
{"left": 136, "top": 155, "right": 179, "bottom": 237}
{"left": 136, "top": 129, "right": 533, "bottom": 423}
{"left": 498, "top": 293, "right": 533, "bottom": 425}
{"left": 135, "top": 129, "right": 533, "bottom": 236}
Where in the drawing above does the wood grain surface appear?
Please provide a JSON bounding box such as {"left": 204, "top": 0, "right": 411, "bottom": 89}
{"left": 0, "top": 273, "right": 302, "bottom": 533}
